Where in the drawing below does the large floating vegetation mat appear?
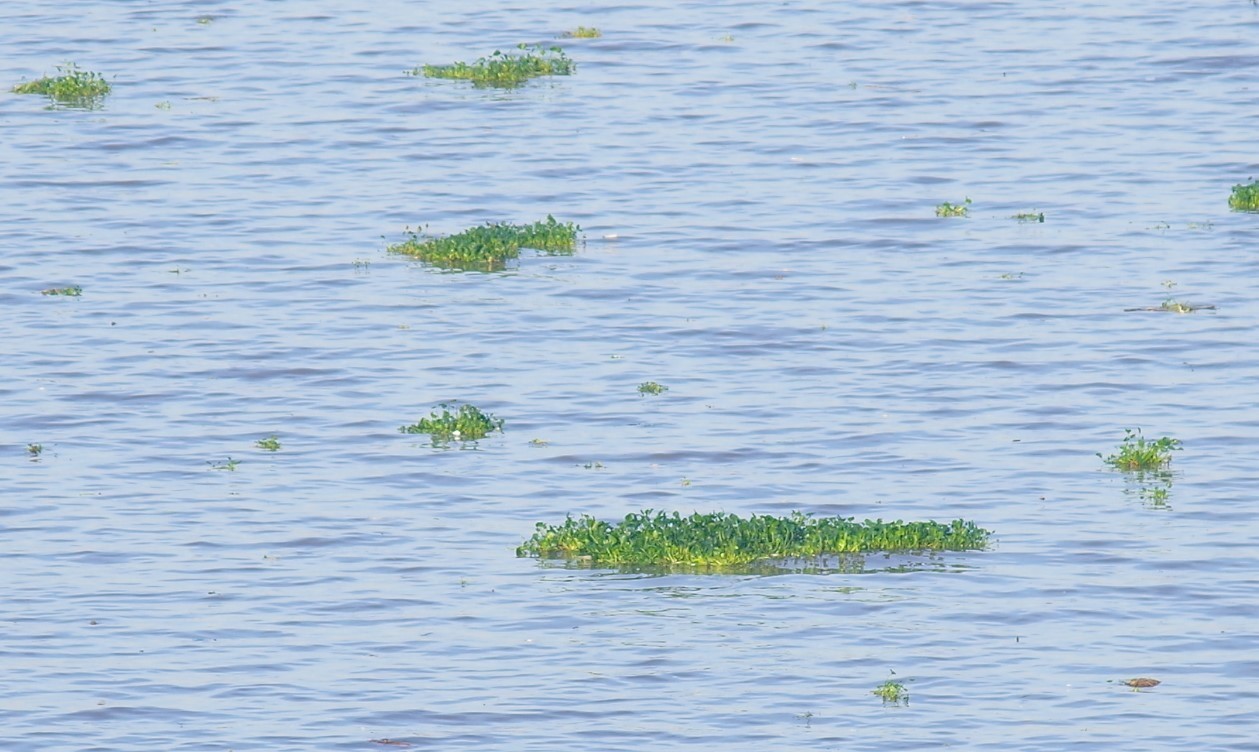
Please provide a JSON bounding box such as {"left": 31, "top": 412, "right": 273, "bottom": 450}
{"left": 11, "top": 63, "right": 111, "bottom": 109}
{"left": 412, "top": 44, "right": 575, "bottom": 88}
{"left": 517, "top": 510, "right": 991, "bottom": 568}
{"left": 388, "top": 215, "right": 580, "bottom": 271}
{"left": 1228, "top": 180, "right": 1259, "bottom": 212}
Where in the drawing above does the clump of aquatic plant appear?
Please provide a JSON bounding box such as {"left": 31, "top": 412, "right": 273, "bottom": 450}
{"left": 41, "top": 286, "right": 82, "bottom": 296}
{"left": 561, "top": 26, "right": 602, "bottom": 38}
{"left": 255, "top": 435, "right": 281, "bottom": 451}
{"left": 1012, "top": 211, "right": 1044, "bottom": 223}
{"left": 12, "top": 63, "right": 111, "bottom": 108}
{"left": 1139, "top": 485, "right": 1171, "bottom": 508}
{"left": 412, "top": 44, "right": 575, "bottom": 88}
{"left": 935, "top": 198, "right": 971, "bottom": 217}
{"left": 1123, "top": 299, "right": 1215, "bottom": 313}
{"left": 27, "top": 443, "right": 43, "bottom": 457}
{"left": 517, "top": 510, "right": 991, "bottom": 568}
{"left": 637, "top": 381, "right": 668, "bottom": 395}
{"left": 1228, "top": 179, "right": 1259, "bottom": 212}
{"left": 208, "top": 457, "right": 240, "bottom": 471}
{"left": 1098, "top": 429, "right": 1181, "bottom": 472}
{"left": 873, "top": 679, "right": 909, "bottom": 705}
{"left": 388, "top": 215, "right": 580, "bottom": 271}
{"left": 400, "top": 402, "right": 504, "bottom": 441}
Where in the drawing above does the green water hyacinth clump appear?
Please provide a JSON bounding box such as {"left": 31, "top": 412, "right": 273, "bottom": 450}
{"left": 1228, "top": 180, "right": 1259, "bottom": 212}
{"left": 1098, "top": 428, "right": 1181, "bottom": 472}
{"left": 935, "top": 198, "right": 971, "bottom": 217}
{"left": 389, "top": 215, "right": 580, "bottom": 271}
{"left": 12, "top": 63, "right": 111, "bottom": 108}
{"left": 561, "top": 26, "right": 602, "bottom": 39}
{"left": 517, "top": 510, "right": 991, "bottom": 567}
{"left": 414, "top": 44, "right": 575, "bottom": 88}
{"left": 400, "top": 402, "right": 504, "bottom": 441}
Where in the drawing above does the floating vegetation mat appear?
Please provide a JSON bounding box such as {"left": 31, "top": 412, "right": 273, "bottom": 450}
{"left": 1098, "top": 428, "right": 1181, "bottom": 473}
{"left": 412, "top": 44, "right": 574, "bottom": 88}
{"left": 400, "top": 402, "right": 503, "bottom": 442}
{"left": 12, "top": 63, "right": 111, "bottom": 109}
{"left": 1124, "top": 299, "right": 1215, "bottom": 313}
{"left": 1228, "top": 180, "right": 1259, "bottom": 212}
{"left": 517, "top": 510, "right": 991, "bottom": 568}
{"left": 388, "top": 215, "right": 580, "bottom": 271}
{"left": 935, "top": 198, "right": 971, "bottom": 217}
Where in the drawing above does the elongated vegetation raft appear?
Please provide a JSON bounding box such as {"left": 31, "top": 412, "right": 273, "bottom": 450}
{"left": 412, "top": 44, "right": 574, "bottom": 88}
{"left": 388, "top": 215, "right": 580, "bottom": 270}
{"left": 12, "top": 63, "right": 111, "bottom": 108}
{"left": 518, "top": 510, "right": 991, "bottom": 567}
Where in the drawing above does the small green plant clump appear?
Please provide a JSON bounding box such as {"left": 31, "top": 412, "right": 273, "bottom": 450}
{"left": 1099, "top": 428, "right": 1182, "bottom": 472}
{"left": 255, "top": 435, "right": 281, "bottom": 451}
{"left": 400, "top": 402, "right": 504, "bottom": 441}
{"left": 637, "top": 381, "right": 668, "bottom": 395}
{"left": 41, "top": 286, "right": 82, "bottom": 296}
{"left": 412, "top": 44, "right": 575, "bottom": 88}
{"left": 27, "top": 443, "right": 44, "bottom": 457}
{"left": 561, "top": 26, "right": 602, "bottom": 38}
{"left": 935, "top": 198, "right": 971, "bottom": 217}
{"left": 517, "top": 510, "right": 991, "bottom": 568}
{"left": 873, "top": 679, "right": 909, "bottom": 705}
{"left": 1011, "top": 211, "right": 1045, "bottom": 223}
{"left": 209, "top": 457, "right": 241, "bottom": 471}
{"left": 12, "top": 63, "right": 111, "bottom": 108}
{"left": 1228, "top": 180, "right": 1259, "bottom": 212}
{"left": 388, "top": 215, "right": 580, "bottom": 271}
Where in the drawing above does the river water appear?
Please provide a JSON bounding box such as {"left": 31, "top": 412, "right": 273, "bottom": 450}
{"left": 4, "top": 1, "right": 1259, "bottom": 750}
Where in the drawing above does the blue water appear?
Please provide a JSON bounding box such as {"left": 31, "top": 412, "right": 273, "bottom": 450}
{"left": 3, "top": 1, "right": 1259, "bottom": 750}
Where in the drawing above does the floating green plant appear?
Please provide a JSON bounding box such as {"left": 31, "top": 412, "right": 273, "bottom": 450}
{"left": 561, "top": 26, "right": 602, "bottom": 38}
{"left": 637, "top": 381, "right": 668, "bottom": 395}
{"left": 209, "top": 457, "right": 241, "bottom": 471}
{"left": 388, "top": 215, "right": 580, "bottom": 271}
{"left": 517, "top": 510, "right": 991, "bottom": 568}
{"left": 255, "top": 435, "right": 281, "bottom": 451}
{"left": 1138, "top": 485, "right": 1171, "bottom": 508}
{"left": 873, "top": 679, "right": 909, "bottom": 705}
{"left": 400, "top": 402, "right": 504, "bottom": 441}
{"left": 1011, "top": 211, "right": 1045, "bottom": 223}
{"left": 1123, "top": 298, "right": 1215, "bottom": 313}
{"left": 935, "top": 198, "right": 971, "bottom": 217}
{"left": 12, "top": 63, "right": 111, "bottom": 108}
{"left": 27, "top": 443, "right": 43, "bottom": 457}
{"left": 1228, "top": 179, "right": 1259, "bottom": 212}
{"left": 412, "top": 44, "right": 575, "bottom": 88}
{"left": 41, "top": 285, "right": 82, "bottom": 297}
{"left": 1099, "top": 429, "right": 1181, "bottom": 472}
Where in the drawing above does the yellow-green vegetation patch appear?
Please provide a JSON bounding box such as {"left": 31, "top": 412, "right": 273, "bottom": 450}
{"left": 873, "top": 679, "right": 909, "bottom": 705}
{"left": 411, "top": 44, "right": 574, "bottom": 88}
{"left": 1228, "top": 180, "right": 1259, "bottom": 212}
{"left": 1011, "top": 211, "right": 1044, "bottom": 223}
{"left": 935, "top": 198, "right": 971, "bottom": 217}
{"left": 518, "top": 510, "right": 991, "bottom": 568}
{"left": 561, "top": 26, "right": 602, "bottom": 38}
{"left": 255, "top": 435, "right": 281, "bottom": 451}
{"left": 637, "top": 381, "right": 668, "bottom": 395}
{"left": 1098, "top": 428, "right": 1181, "bottom": 472}
{"left": 400, "top": 402, "right": 504, "bottom": 442}
{"left": 388, "top": 215, "right": 580, "bottom": 271}
{"left": 12, "top": 63, "right": 111, "bottom": 109}
{"left": 41, "top": 286, "right": 82, "bottom": 296}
